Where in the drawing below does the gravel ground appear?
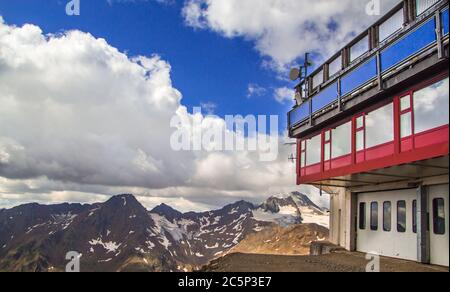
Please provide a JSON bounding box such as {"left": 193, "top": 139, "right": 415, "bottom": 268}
{"left": 201, "top": 251, "right": 449, "bottom": 272}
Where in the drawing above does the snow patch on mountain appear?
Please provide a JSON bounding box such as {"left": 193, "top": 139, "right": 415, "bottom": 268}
{"left": 299, "top": 206, "right": 329, "bottom": 228}
{"left": 89, "top": 238, "right": 121, "bottom": 254}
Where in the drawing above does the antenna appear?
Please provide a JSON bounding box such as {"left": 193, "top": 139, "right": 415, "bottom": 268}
{"left": 289, "top": 53, "right": 312, "bottom": 104}
{"left": 289, "top": 68, "right": 301, "bottom": 81}
{"left": 288, "top": 153, "right": 297, "bottom": 164}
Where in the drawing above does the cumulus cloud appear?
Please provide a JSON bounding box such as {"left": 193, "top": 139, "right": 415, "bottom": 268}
{"left": 0, "top": 19, "right": 325, "bottom": 211}
{"left": 182, "top": 0, "right": 401, "bottom": 71}
{"left": 247, "top": 83, "right": 267, "bottom": 98}
{"left": 274, "top": 87, "right": 295, "bottom": 104}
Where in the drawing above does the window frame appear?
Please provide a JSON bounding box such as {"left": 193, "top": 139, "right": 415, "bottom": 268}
{"left": 359, "top": 202, "right": 367, "bottom": 230}
{"left": 350, "top": 35, "right": 370, "bottom": 63}
{"left": 323, "top": 130, "right": 332, "bottom": 162}
{"left": 365, "top": 102, "right": 395, "bottom": 149}
{"left": 328, "top": 55, "right": 343, "bottom": 78}
{"left": 397, "top": 200, "right": 407, "bottom": 233}
{"left": 433, "top": 198, "right": 446, "bottom": 235}
{"left": 370, "top": 202, "right": 379, "bottom": 231}
{"left": 379, "top": 8, "right": 405, "bottom": 43}
{"left": 412, "top": 77, "right": 449, "bottom": 136}
{"left": 416, "top": 0, "right": 440, "bottom": 16}
{"left": 300, "top": 140, "right": 307, "bottom": 168}
{"left": 297, "top": 74, "right": 449, "bottom": 180}
{"left": 355, "top": 114, "right": 366, "bottom": 152}
{"left": 312, "top": 69, "right": 324, "bottom": 89}
{"left": 399, "top": 93, "right": 414, "bottom": 139}
{"left": 330, "top": 121, "right": 352, "bottom": 160}
{"left": 303, "top": 134, "right": 322, "bottom": 167}
{"left": 383, "top": 201, "right": 392, "bottom": 232}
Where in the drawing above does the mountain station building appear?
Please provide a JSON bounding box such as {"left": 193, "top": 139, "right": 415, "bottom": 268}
{"left": 288, "top": 0, "right": 449, "bottom": 266}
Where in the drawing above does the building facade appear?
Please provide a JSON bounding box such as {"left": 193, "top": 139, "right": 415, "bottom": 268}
{"left": 288, "top": 0, "right": 449, "bottom": 266}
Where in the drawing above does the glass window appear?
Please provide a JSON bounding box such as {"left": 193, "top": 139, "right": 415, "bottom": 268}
{"left": 350, "top": 35, "right": 369, "bottom": 62}
{"left": 416, "top": 0, "right": 439, "bottom": 16}
{"left": 312, "top": 70, "right": 324, "bottom": 89}
{"left": 328, "top": 55, "right": 342, "bottom": 77}
{"left": 433, "top": 198, "right": 446, "bottom": 235}
{"left": 301, "top": 152, "right": 306, "bottom": 167}
{"left": 305, "top": 134, "right": 321, "bottom": 166}
{"left": 331, "top": 122, "right": 352, "bottom": 159}
{"left": 414, "top": 78, "right": 449, "bottom": 134}
{"left": 359, "top": 203, "right": 367, "bottom": 230}
{"left": 397, "top": 201, "right": 407, "bottom": 233}
{"left": 324, "top": 143, "right": 331, "bottom": 161}
{"left": 401, "top": 112, "right": 413, "bottom": 138}
{"left": 371, "top": 202, "right": 379, "bottom": 231}
{"left": 356, "top": 131, "right": 365, "bottom": 151}
{"left": 356, "top": 116, "right": 364, "bottom": 129}
{"left": 413, "top": 200, "right": 417, "bottom": 234}
{"left": 324, "top": 130, "right": 331, "bottom": 141}
{"left": 379, "top": 9, "right": 404, "bottom": 42}
{"left": 366, "top": 103, "right": 394, "bottom": 148}
{"left": 383, "top": 201, "right": 392, "bottom": 232}
{"left": 401, "top": 96, "right": 411, "bottom": 111}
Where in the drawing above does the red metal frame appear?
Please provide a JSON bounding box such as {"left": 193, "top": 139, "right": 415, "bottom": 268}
{"left": 398, "top": 91, "right": 415, "bottom": 153}
{"left": 297, "top": 73, "right": 449, "bottom": 185}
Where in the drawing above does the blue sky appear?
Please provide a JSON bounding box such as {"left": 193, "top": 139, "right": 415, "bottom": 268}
{"left": 0, "top": 0, "right": 399, "bottom": 210}
{"left": 0, "top": 0, "right": 293, "bottom": 131}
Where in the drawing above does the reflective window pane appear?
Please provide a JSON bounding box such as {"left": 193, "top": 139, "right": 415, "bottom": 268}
{"left": 433, "top": 198, "right": 446, "bottom": 235}
{"left": 366, "top": 103, "right": 394, "bottom": 148}
{"left": 329, "top": 56, "right": 342, "bottom": 77}
{"left": 325, "top": 131, "right": 331, "bottom": 141}
{"left": 306, "top": 134, "right": 321, "bottom": 166}
{"left": 356, "top": 131, "right": 365, "bottom": 151}
{"left": 371, "top": 202, "right": 379, "bottom": 231}
{"left": 401, "top": 112, "right": 413, "bottom": 138}
{"left": 397, "top": 201, "right": 407, "bottom": 233}
{"left": 379, "top": 9, "right": 404, "bottom": 42}
{"left": 356, "top": 116, "right": 364, "bottom": 129}
{"left": 414, "top": 78, "right": 449, "bottom": 134}
{"left": 416, "top": 0, "right": 439, "bottom": 16}
{"left": 324, "top": 143, "right": 331, "bottom": 161}
{"left": 301, "top": 152, "right": 306, "bottom": 167}
{"left": 401, "top": 96, "right": 411, "bottom": 111}
{"left": 350, "top": 35, "right": 369, "bottom": 62}
{"left": 312, "top": 70, "right": 323, "bottom": 89}
{"left": 331, "top": 122, "right": 352, "bottom": 159}
{"left": 383, "top": 201, "right": 392, "bottom": 232}
{"left": 359, "top": 203, "right": 366, "bottom": 230}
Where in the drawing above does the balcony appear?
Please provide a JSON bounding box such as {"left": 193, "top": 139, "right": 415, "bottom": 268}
{"left": 288, "top": 2, "right": 449, "bottom": 139}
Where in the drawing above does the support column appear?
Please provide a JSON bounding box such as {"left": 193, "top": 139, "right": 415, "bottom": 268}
{"left": 417, "top": 185, "right": 430, "bottom": 264}
{"left": 348, "top": 192, "right": 357, "bottom": 251}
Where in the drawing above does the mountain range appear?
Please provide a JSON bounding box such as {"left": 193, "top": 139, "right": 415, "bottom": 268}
{"left": 0, "top": 192, "right": 329, "bottom": 272}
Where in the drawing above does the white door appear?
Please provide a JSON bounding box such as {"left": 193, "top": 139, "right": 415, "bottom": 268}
{"left": 428, "top": 184, "right": 449, "bottom": 267}
{"left": 357, "top": 189, "right": 417, "bottom": 261}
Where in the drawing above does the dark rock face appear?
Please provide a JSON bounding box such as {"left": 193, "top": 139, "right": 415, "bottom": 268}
{"left": 0, "top": 192, "right": 328, "bottom": 272}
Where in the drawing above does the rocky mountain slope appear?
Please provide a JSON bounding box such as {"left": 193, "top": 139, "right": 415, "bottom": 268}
{"left": 229, "top": 224, "right": 329, "bottom": 256}
{"left": 0, "top": 192, "right": 328, "bottom": 272}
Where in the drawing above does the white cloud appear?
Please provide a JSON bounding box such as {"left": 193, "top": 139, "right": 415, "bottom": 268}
{"left": 274, "top": 87, "right": 294, "bottom": 104}
{"left": 247, "top": 83, "right": 267, "bottom": 98}
{"left": 182, "top": 0, "right": 401, "bottom": 71}
{"left": 0, "top": 19, "right": 326, "bottom": 211}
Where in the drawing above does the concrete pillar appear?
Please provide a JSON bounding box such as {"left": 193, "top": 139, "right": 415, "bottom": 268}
{"left": 347, "top": 192, "right": 357, "bottom": 251}
{"left": 417, "top": 185, "right": 430, "bottom": 264}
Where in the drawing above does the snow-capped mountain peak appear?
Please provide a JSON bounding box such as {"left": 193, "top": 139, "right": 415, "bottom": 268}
{"left": 0, "top": 192, "right": 329, "bottom": 272}
{"left": 252, "top": 192, "right": 329, "bottom": 228}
